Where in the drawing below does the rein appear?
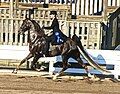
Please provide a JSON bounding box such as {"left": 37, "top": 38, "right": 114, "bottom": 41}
{"left": 26, "top": 20, "right": 45, "bottom": 43}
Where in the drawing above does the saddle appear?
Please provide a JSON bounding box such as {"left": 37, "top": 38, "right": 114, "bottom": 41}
{"left": 49, "top": 44, "right": 62, "bottom": 51}
{"left": 66, "top": 38, "right": 77, "bottom": 50}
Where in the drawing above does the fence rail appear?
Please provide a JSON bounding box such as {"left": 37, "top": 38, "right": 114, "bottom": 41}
{"left": 0, "top": 45, "right": 120, "bottom": 80}
{"left": 0, "top": 0, "right": 120, "bottom": 79}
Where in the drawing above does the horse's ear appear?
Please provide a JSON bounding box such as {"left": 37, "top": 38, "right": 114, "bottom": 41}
{"left": 25, "top": 14, "right": 30, "bottom": 20}
{"left": 25, "top": 14, "right": 28, "bottom": 19}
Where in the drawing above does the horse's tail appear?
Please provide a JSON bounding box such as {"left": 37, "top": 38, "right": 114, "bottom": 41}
{"left": 72, "top": 34, "right": 111, "bottom": 74}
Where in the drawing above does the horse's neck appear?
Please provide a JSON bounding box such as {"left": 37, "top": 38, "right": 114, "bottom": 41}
{"left": 29, "top": 23, "right": 39, "bottom": 37}
{"left": 30, "top": 20, "right": 39, "bottom": 32}
{"left": 29, "top": 22, "right": 35, "bottom": 31}
{"left": 28, "top": 30, "right": 37, "bottom": 44}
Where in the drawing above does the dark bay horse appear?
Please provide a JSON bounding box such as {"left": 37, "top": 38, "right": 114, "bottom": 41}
{"left": 13, "top": 18, "right": 110, "bottom": 80}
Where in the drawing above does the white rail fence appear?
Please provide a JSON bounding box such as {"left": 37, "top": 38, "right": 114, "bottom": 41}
{"left": 0, "top": 18, "right": 102, "bottom": 49}
{"left": 0, "top": 45, "right": 120, "bottom": 80}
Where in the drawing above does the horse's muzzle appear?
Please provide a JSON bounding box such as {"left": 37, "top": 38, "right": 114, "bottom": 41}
{"left": 18, "top": 29, "right": 24, "bottom": 35}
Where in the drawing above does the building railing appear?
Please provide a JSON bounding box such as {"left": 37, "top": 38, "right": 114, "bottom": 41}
{"left": 0, "top": 0, "right": 120, "bottom": 16}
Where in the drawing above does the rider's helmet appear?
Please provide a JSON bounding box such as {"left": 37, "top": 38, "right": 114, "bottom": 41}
{"left": 50, "top": 11, "right": 57, "bottom": 15}
{"left": 50, "top": 11, "right": 57, "bottom": 20}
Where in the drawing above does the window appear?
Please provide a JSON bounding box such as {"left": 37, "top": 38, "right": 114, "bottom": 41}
{"left": 79, "top": 27, "right": 82, "bottom": 34}
{"left": 84, "top": 27, "right": 87, "bottom": 34}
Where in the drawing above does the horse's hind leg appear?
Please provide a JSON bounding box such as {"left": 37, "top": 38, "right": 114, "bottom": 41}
{"left": 12, "top": 53, "right": 33, "bottom": 74}
{"left": 76, "top": 57, "right": 94, "bottom": 81}
{"left": 53, "top": 55, "right": 69, "bottom": 80}
{"left": 77, "top": 57, "right": 89, "bottom": 74}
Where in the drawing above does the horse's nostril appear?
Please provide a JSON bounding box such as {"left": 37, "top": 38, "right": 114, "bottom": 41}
{"left": 18, "top": 30, "right": 20, "bottom": 33}
{"left": 18, "top": 30, "right": 22, "bottom": 34}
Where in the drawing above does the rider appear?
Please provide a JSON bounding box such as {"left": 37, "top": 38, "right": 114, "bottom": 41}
{"left": 43, "top": 11, "right": 68, "bottom": 53}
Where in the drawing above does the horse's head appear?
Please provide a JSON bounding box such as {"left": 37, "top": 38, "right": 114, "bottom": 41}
{"left": 18, "top": 18, "right": 32, "bottom": 34}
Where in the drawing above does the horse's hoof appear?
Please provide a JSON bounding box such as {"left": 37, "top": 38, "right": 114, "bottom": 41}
{"left": 52, "top": 73, "right": 59, "bottom": 80}
{"left": 12, "top": 70, "right": 14, "bottom": 73}
{"left": 84, "top": 77, "right": 93, "bottom": 84}
{"left": 88, "top": 73, "right": 95, "bottom": 78}
{"left": 12, "top": 69, "right": 17, "bottom": 74}
{"left": 40, "top": 66, "right": 47, "bottom": 70}
{"left": 35, "top": 68, "right": 41, "bottom": 72}
{"left": 14, "top": 71, "right": 17, "bottom": 74}
{"left": 52, "top": 76, "right": 57, "bottom": 80}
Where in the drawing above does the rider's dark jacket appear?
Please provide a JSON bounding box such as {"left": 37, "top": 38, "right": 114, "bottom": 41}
{"left": 43, "top": 16, "right": 67, "bottom": 45}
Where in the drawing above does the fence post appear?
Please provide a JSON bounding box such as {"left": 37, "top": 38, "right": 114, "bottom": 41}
{"left": 9, "top": 0, "right": 14, "bottom": 45}
{"left": 49, "top": 61, "right": 55, "bottom": 75}
{"left": 76, "top": 0, "right": 80, "bottom": 15}
{"left": 10, "top": 0, "right": 14, "bottom": 18}
{"left": 0, "top": 19, "right": 4, "bottom": 44}
{"left": 89, "top": 0, "right": 93, "bottom": 15}
{"left": 45, "top": 0, "right": 49, "bottom": 4}
{"left": 117, "top": 0, "right": 120, "bottom": 6}
{"left": 103, "top": 0, "right": 108, "bottom": 20}
{"left": 5, "top": 19, "right": 9, "bottom": 44}
{"left": 114, "top": 64, "right": 120, "bottom": 79}
{"left": 15, "top": 0, "right": 19, "bottom": 8}
{"left": 80, "top": 0, "right": 85, "bottom": 15}
{"left": 97, "top": 22, "right": 102, "bottom": 49}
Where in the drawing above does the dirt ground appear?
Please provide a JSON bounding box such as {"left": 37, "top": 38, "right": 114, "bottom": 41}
{"left": 0, "top": 69, "right": 120, "bottom": 94}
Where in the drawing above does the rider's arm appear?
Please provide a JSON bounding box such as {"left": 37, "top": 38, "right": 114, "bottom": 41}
{"left": 43, "top": 25, "right": 53, "bottom": 29}
{"left": 43, "top": 18, "right": 56, "bottom": 30}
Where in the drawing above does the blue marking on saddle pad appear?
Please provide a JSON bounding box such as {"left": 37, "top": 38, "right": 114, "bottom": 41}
{"left": 55, "top": 32, "right": 63, "bottom": 43}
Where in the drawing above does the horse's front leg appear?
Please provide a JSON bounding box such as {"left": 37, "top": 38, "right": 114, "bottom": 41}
{"left": 12, "top": 53, "right": 33, "bottom": 74}
{"left": 30, "top": 54, "right": 42, "bottom": 71}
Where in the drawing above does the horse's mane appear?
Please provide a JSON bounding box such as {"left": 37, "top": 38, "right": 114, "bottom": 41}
{"left": 30, "top": 20, "right": 44, "bottom": 33}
